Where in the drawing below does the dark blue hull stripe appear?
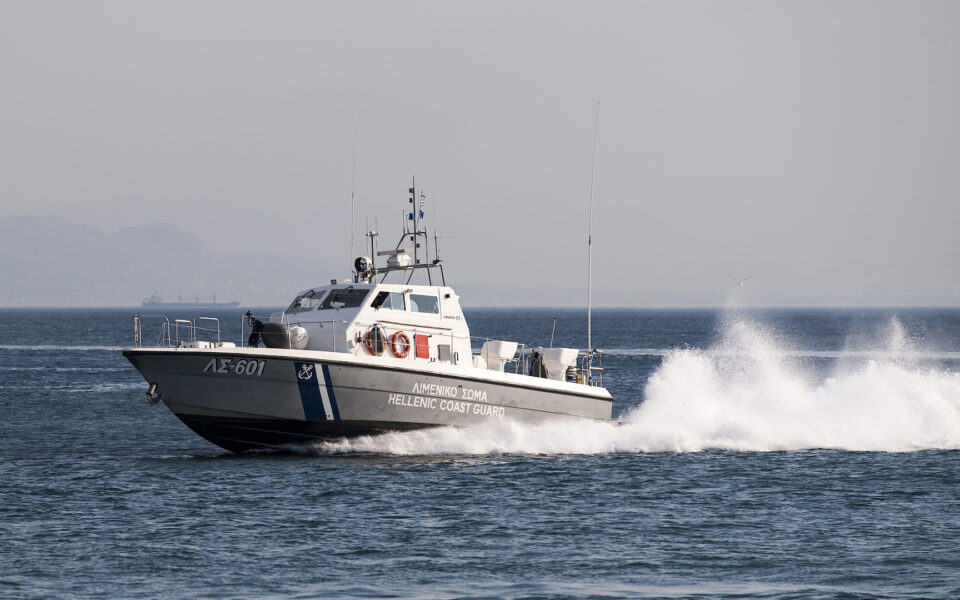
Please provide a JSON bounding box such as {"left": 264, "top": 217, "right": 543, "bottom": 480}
{"left": 294, "top": 362, "right": 339, "bottom": 422}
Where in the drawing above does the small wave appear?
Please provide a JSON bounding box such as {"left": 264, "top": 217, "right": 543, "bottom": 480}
{"left": 0, "top": 366, "right": 122, "bottom": 372}
{"left": 0, "top": 345, "right": 128, "bottom": 352}
{"left": 0, "top": 381, "right": 142, "bottom": 393}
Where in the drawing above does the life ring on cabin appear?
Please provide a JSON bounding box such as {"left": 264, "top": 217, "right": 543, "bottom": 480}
{"left": 390, "top": 332, "right": 411, "bottom": 358}
{"left": 364, "top": 324, "right": 386, "bottom": 356}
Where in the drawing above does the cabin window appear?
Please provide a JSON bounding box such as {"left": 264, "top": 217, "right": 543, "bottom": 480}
{"left": 319, "top": 288, "right": 370, "bottom": 310}
{"left": 409, "top": 293, "right": 440, "bottom": 314}
{"left": 286, "top": 290, "right": 325, "bottom": 313}
{"left": 371, "top": 291, "right": 406, "bottom": 311}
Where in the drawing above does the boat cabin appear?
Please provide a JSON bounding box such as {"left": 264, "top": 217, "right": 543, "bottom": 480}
{"left": 271, "top": 282, "right": 474, "bottom": 366}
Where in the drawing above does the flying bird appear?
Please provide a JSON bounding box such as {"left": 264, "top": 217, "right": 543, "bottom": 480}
{"left": 729, "top": 276, "right": 752, "bottom": 287}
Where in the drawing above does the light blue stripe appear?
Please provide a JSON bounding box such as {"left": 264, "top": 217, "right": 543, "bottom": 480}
{"left": 321, "top": 364, "right": 340, "bottom": 420}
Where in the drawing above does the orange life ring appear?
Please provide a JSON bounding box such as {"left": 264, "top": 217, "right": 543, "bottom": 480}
{"left": 390, "top": 332, "right": 411, "bottom": 358}
{"left": 364, "top": 325, "right": 386, "bottom": 356}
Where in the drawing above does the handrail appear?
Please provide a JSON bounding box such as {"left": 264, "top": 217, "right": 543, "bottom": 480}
{"left": 132, "top": 314, "right": 172, "bottom": 348}
{"left": 132, "top": 314, "right": 224, "bottom": 349}
{"left": 197, "top": 317, "right": 221, "bottom": 344}
{"left": 173, "top": 319, "right": 193, "bottom": 346}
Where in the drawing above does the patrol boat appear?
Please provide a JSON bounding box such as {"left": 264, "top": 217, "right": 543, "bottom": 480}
{"left": 124, "top": 185, "right": 612, "bottom": 452}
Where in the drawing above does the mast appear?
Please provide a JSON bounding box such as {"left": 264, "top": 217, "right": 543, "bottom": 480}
{"left": 407, "top": 176, "right": 433, "bottom": 284}
{"left": 412, "top": 176, "right": 419, "bottom": 266}
{"left": 364, "top": 181, "right": 446, "bottom": 286}
{"left": 587, "top": 102, "right": 599, "bottom": 352}
{"left": 433, "top": 193, "right": 441, "bottom": 263}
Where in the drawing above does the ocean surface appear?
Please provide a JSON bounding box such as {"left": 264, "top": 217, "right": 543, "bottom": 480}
{"left": 2, "top": 307, "right": 960, "bottom": 599}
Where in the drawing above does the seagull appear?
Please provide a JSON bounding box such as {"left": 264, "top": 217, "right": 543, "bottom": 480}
{"left": 729, "top": 276, "right": 752, "bottom": 287}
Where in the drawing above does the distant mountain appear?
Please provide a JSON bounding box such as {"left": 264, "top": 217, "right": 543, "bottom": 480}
{"left": 4, "top": 217, "right": 955, "bottom": 309}
{"left": 0, "top": 216, "right": 340, "bottom": 307}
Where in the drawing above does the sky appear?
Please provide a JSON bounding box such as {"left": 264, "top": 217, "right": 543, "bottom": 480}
{"left": 1, "top": 0, "right": 958, "bottom": 306}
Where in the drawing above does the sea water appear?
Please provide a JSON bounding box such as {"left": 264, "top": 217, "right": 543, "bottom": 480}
{"left": 1, "top": 307, "right": 959, "bottom": 599}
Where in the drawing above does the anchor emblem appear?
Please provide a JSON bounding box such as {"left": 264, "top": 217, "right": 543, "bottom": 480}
{"left": 297, "top": 364, "right": 315, "bottom": 380}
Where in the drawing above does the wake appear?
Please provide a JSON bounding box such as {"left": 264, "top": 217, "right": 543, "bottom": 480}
{"left": 313, "top": 318, "right": 960, "bottom": 455}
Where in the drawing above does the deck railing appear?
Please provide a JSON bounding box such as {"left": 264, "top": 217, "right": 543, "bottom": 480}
{"left": 133, "top": 315, "right": 226, "bottom": 349}
{"left": 133, "top": 312, "right": 603, "bottom": 387}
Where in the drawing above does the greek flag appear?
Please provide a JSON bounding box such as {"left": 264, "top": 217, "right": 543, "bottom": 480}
{"left": 419, "top": 192, "right": 426, "bottom": 208}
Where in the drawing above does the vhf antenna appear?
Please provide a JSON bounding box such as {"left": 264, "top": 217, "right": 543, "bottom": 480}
{"left": 587, "top": 102, "right": 599, "bottom": 352}
{"left": 350, "top": 144, "right": 357, "bottom": 267}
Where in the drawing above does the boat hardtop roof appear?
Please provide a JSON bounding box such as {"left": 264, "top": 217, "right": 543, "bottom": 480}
{"left": 285, "top": 282, "right": 460, "bottom": 317}
{"left": 291, "top": 281, "right": 456, "bottom": 300}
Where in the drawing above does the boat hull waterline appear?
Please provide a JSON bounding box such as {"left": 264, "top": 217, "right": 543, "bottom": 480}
{"left": 124, "top": 348, "right": 613, "bottom": 453}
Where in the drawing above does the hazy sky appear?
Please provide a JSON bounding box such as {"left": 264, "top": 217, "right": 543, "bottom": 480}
{"left": 2, "top": 1, "right": 958, "bottom": 306}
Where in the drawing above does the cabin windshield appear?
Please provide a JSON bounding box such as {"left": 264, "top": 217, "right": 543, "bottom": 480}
{"left": 319, "top": 288, "right": 370, "bottom": 310}
{"left": 286, "top": 289, "right": 325, "bottom": 313}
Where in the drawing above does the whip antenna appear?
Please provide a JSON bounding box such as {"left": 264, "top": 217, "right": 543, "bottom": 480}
{"left": 350, "top": 144, "right": 357, "bottom": 265}
{"left": 587, "top": 102, "right": 599, "bottom": 352}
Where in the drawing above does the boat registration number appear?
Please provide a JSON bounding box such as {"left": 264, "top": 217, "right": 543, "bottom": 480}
{"left": 202, "top": 357, "right": 266, "bottom": 377}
